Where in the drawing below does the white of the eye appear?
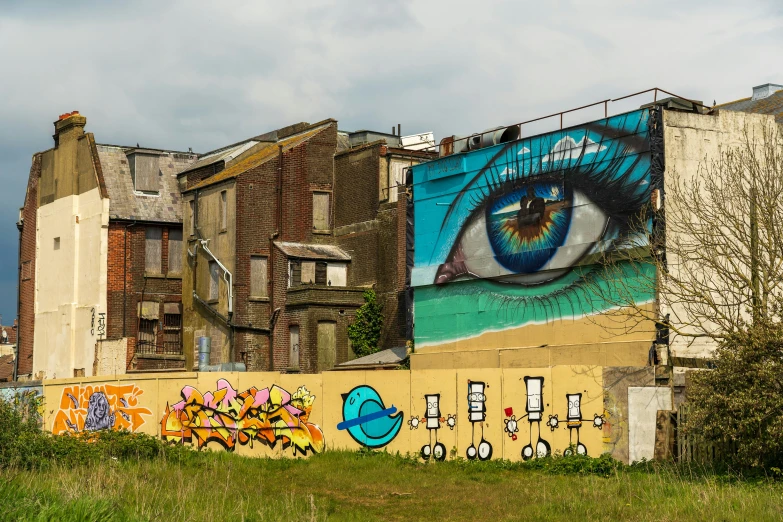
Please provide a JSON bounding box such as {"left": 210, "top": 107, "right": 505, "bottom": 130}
{"left": 458, "top": 190, "right": 608, "bottom": 283}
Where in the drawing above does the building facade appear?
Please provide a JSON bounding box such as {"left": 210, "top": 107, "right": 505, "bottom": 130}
{"left": 16, "top": 113, "right": 196, "bottom": 380}
{"left": 179, "top": 121, "right": 432, "bottom": 373}
{"left": 409, "top": 99, "right": 781, "bottom": 370}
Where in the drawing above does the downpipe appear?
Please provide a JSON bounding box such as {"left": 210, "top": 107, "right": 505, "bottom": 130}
{"left": 197, "top": 336, "right": 246, "bottom": 372}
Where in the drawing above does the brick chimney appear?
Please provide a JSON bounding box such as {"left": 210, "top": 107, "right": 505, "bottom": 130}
{"left": 53, "top": 111, "right": 86, "bottom": 148}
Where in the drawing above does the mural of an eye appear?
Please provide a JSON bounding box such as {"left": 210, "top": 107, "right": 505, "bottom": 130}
{"left": 412, "top": 108, "right": 660, "bottom": 350}
{"left": 436, "top": 179, "right": 609, "bottom": 285}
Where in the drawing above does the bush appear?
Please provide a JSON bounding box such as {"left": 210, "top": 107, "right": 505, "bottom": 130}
{"left": 0, "top": 396, "right": 197, "bottom": 470}
{"left": 684, "top": 321, "right": 783, "bottom": 469}
{"left": 347, "top": 289, "right": 384, "bottom": 358}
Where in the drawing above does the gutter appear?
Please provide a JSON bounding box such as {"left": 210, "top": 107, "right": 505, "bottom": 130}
{"left": 14, "top": 217, "right": 22, "bottom": 381}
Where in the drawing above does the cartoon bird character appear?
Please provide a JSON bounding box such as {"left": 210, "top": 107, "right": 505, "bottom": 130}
{"left": 338, "top": 385, "right": 403, "bottom": 449}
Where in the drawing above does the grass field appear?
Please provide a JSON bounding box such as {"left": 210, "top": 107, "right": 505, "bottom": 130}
{"left": 2, "top": 450, "right": 782, "bottom": 522}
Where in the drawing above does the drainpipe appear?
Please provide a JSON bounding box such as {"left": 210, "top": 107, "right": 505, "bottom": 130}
{"left": 197, "top": 336, "right": 245, "bottom": 372}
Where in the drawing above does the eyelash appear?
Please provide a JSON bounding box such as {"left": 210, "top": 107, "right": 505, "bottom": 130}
{"left": 444, "top": 132, "right": 651, "bottom": 319}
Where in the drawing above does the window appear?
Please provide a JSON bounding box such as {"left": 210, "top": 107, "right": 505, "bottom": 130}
{"left": 312, "top": 192, "right": 330, "bottom": 231}
{"left": 168, "top": 229, "right": 182, "bottom": 275}
{"left": 289, "top": 325, "right": 300, "bottom": 370}
{"left": 189, "top": 200, "right": 195, "bottom": 235}
{"left": 129, "top": 153, "right": 160, "bottom": 194}
{"left": 326, "top": 262, "right": 347, "bottom": 286}
{"left": 163, "top": 304, "right": 182, "bottom": 355}
{"left": 53, "top": 237, "right": 60, "bottom": 250}
{"left": 289, "top": 260, "right": 337, "bottom": 287}
{"left": 137, "top": 318, "right": 157, "bottom": 354}
{"left": 209, "top": 261, "right": 220, "bottom": 300}
{"left": 145, "top": 227, "right": 162, "bottom": 274}
{"left": 250, "top": 256, "right": 268, "bottom": 298}
{"left": 388, "top": 160, "right": 407, "bottom": 203}
{"left": 220, "top": 190, "right": 227, "bottom": 231}
{"left": 21, "top": 261, "right": 31, "bottom": 280}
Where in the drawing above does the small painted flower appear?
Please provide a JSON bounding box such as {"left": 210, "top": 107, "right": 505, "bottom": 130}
{"left": 447, "top": 414, "right": 456, "bottom": 430}
{"left": 408, "top": 416, "right": 420, "bottom": 430}
{"left": 546, "top": 414, "right": 559, "bottom": 431}
{"left": 504, "top": 416, "right": 519, "bottom": 438}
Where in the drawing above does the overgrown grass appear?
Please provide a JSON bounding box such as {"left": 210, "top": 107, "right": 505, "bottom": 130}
{"left": 2, "top": 398, "right": 782, "bottom": 521}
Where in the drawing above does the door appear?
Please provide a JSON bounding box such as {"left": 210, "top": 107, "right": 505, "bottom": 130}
{"left": 289, "top": 325, "right": 300, "bottom": 370}
{"left": 317, "top": 321, "right": 336, "bottom": 372}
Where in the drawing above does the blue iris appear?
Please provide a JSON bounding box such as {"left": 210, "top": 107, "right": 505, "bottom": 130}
{"left": 485, "top": 182, "right": 572, "bottom": 273}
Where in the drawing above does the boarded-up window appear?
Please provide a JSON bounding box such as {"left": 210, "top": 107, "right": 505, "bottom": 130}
{"left": 313, "top": 192, "right": 330, "bottom": 230}
{"left": 21, "top": 261, "right": 31, "bottom": 280}
{"left": 168, "top": 229, "right": 182, "bottom": 274}
{"left": 129, "top": 153, "right": 160, "bottom": 193}
{"left": 209, "top": 261, "right": 220, "bottom": 300}
{"left": 220, "top": 190, "right": 227, "bottom": 230}
{"left": 315, "top": 261, "right": 327, "bottom": 285}
{"left": 250, "top": 256, "right": 268, "bottom": 298}
{"left": 317, "top": 321, "right": 336, "bottom": 371}
{"left": 301, "top": 261, "right": 316, "bottom": 284}
{"left": 145, "top": 227, "right": 162, "bottom": 274}
{"left": 327, "top": 262, "right": 347, "bottom": 286}
{"left": 388, "top": 160, "right": 407, "bottom": 203}
{"left": 289, "top": 324, "right": 300, "bottom": 370}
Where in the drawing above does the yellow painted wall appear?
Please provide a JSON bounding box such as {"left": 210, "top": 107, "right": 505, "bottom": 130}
{"left": 40, "top": 367, "right": 617, "bottom": 462}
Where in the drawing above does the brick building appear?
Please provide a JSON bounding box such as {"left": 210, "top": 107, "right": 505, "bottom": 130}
{"left": 179, "top": 121, "right": 433, "bottom": 372}
{"left": 16, "top": 112, "right": 197, "bottom": 380}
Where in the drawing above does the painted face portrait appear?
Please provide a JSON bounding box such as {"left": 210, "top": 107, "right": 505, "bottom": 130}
{"left": 412, "top": 109, "right": 657, "bottom": 348}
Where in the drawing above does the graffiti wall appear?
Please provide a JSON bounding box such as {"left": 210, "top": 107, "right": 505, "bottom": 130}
{"left": 410, "top": 109, "right": 658, "bottom": 362}
{"left": 0, "top": 383, "right": 44, "bottom": 425}
{"left": 50, "top": 383, "right": 152, "bottom": 434}
{"left": 32, "top": 368, "right": 667, "bottom": 463}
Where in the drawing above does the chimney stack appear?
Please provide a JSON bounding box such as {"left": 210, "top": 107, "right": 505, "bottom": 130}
{"left": 53, "top": 111, "right": 86, "bottom": 148}
{"left": 752, "top": 84, "right": 783, "bottom": 101}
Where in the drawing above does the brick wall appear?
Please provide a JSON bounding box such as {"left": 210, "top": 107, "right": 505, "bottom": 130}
{"left": 106, "top": 221, "right": 183, "bottom": 371}
{"left": 17, "top": 154, "right": 41, "bottom": 377}
{"left": 334, "top": 144, "right": 381, "bottom": 228}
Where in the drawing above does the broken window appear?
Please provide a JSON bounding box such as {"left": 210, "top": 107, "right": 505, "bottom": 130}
{"left": 163, "top": 304, "right": 182, "bottom": 355}
{"left": 137, "top": 318, "right": 157, "bottom": 355}
{"left": 209, "top": 261, "right": 220, "bottom": 300}
{"left": 220, "top": 190, "right": 228, "bottom": 231}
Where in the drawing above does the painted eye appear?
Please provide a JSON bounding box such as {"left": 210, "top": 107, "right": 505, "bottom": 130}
{"left": 436, "top": 179, "right": 608, "bottom": 285}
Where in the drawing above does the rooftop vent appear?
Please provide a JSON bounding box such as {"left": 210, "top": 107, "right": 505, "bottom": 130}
{"left": 752, "top": 83, "right": 783, "bottom": 101}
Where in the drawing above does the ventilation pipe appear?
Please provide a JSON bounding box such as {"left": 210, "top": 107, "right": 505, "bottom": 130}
{"left": 197, "top": 336, "right": 246, "bottom": 372}
{"left": 438, "top": 125, "right": 520, "bottom": 157}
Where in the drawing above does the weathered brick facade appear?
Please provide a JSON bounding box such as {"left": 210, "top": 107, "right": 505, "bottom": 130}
{"left": 16, "top": 154, "right": 41, "bottom": 378}
{"left": 106, "top": 222, "right": 183, "bottom": 371}
{"left": 181, "top": 120, "right": 425, "bottom": 373}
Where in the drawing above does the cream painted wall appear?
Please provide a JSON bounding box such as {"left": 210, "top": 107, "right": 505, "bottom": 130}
{"left": 33, "top": 186, "right": 109, "bottom": 379}
{"left": 662, "top": 109, "right": 778, "bottom": 358}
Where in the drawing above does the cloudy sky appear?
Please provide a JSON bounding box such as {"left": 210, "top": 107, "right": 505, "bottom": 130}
{"left": 0, "top": 0, "right": 781, "bottom": 323}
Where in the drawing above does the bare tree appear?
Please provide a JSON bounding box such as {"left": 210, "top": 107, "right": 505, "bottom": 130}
{"left": 585, "top": 121, "right": 783, "bottom": 350}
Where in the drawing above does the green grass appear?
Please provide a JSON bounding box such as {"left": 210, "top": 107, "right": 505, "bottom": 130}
{"left": 2, "top": 450, "right": 782, "bottom": 522}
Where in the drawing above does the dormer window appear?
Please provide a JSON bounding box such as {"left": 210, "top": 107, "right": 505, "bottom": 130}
{"left": 127, "top": 151, "right": 160, "bottom": 194}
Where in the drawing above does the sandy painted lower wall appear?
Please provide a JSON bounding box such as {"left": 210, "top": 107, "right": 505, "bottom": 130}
{"left": 36, "top": 367, "right": 665, "bottom": 464}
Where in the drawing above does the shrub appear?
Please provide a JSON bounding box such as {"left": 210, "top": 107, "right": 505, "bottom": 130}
{"left": 684, "top": 321, "right": 783, "bottom": 469}
{"left": 347, "top": 289, "right": 384, "bottom": 358}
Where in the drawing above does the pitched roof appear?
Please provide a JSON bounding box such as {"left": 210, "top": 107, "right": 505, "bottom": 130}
{"left": 273, "top": 241, "right": 351, "bottom": 261}
{"left": 97, "top": 145, "right": 198, "bottom": 222}
{"left": 333, "top": 347, "right": 409, "bottom": 370}
{"left": 0, "top": 355, "right": 13, "bottom": 382}
{"left": 184, "top": 120, "right": 335, "bottom": 193}
{"left": 178, "top": 140, "right": 260, "bottom": 176}
{"left": 717, "top": 90, "right": 783, "bottom": 124}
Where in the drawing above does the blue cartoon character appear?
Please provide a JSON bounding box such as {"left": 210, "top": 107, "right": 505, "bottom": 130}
{"left": 338, "top": 385, "right": 403, "bottom": 449}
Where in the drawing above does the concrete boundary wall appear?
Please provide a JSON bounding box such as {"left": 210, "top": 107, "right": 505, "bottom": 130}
{"left": 34, "top": 367, "right": 661, "bottom": 463}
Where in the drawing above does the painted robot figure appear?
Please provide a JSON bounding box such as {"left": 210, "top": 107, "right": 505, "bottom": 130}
{"left": 409, "top": 394, "right": 456, "bottom": 461}
{"left": 521, "top": 377, "right": 551, "bottom": 460}
{"left": 466, "top": 381, "right": 492, "bottom": 460}
{"left": 546, "top": 392, "right": 605, "bottom": 456}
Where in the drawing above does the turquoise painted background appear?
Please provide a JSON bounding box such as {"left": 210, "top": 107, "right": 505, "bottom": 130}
{"left": 411, "top": 109, "right": 655, "bottom": 347}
